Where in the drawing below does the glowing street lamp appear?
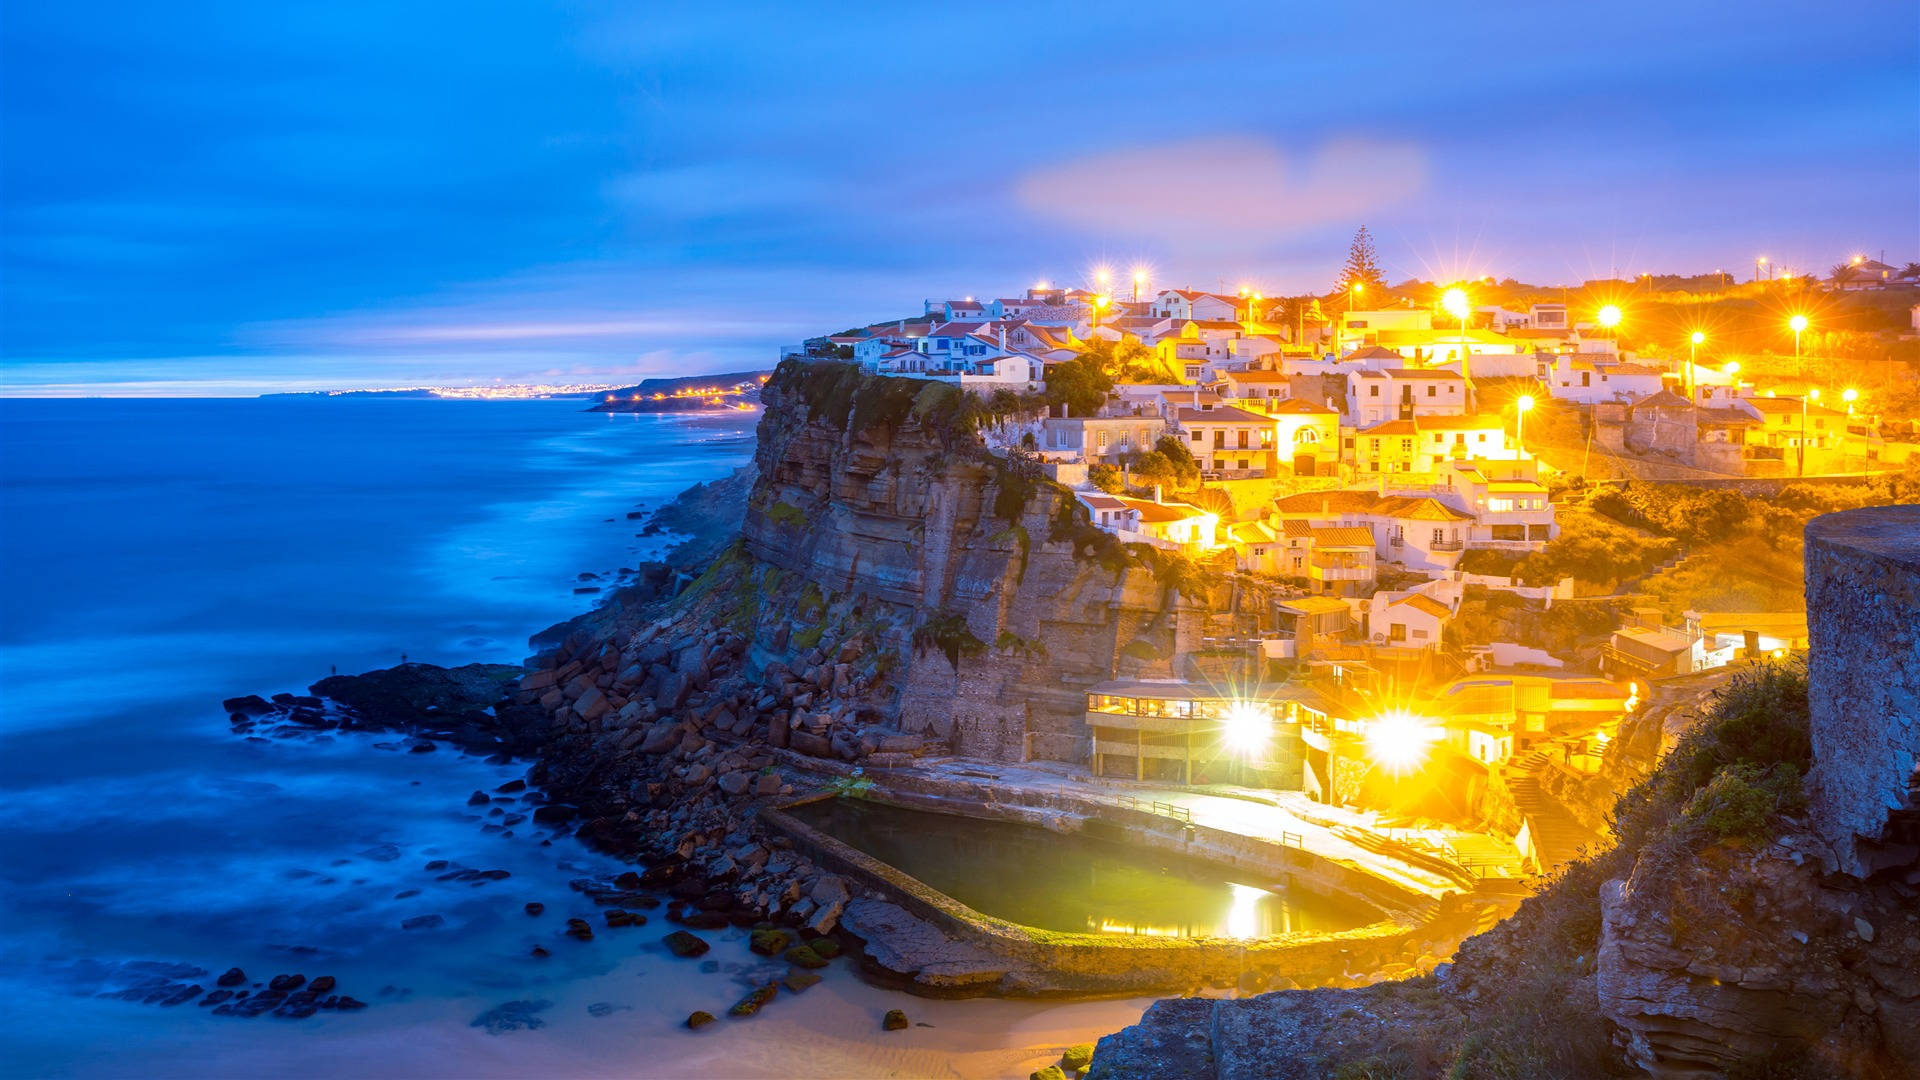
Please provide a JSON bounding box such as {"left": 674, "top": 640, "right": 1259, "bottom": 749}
{"left": 1596, "top": 304, "right": 1622, "bottom": 330}
{"left": 1222, "top": 701, "right": 1272, "bottom": 757}
{"left": 1365, "top": 710, "right": 1438, "bottom": 775}
{"left": 1756, "top": 255, "right": 1769, "bottom": 282}
{"left": 1842, "top": 387, "right": 1859, "bottom": 414}
{"left": 1789, "top": 313, "right": 1809, "bottom": 357}
{"left": 1132, "top": 267, "right": 1147, "bottom": 302}
{"left": 1687, "top": 330, "right": 1705, "bottom": 397}
{"left": 1441, "top": 286, "right": 1472, "bottom": 389}
{"left": 1799, "top": 386, "right": 1821, "bottom": 477}
{"left": 1516, "top": 394, "right": 1535, "bottom": 456}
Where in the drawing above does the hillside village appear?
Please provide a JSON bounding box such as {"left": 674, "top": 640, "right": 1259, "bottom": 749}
{"left": 769, "top": 244, "right": 1920, "bottom": 876}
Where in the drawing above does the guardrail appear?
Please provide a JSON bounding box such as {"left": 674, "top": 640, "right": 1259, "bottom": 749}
{"left": 1113, "top": 794, "right": 1194, "bottom": 824}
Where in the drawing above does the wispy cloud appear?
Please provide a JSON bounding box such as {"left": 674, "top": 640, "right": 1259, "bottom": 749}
{"left": 1016, "top": 137, "right": 1428, "bottom": 252}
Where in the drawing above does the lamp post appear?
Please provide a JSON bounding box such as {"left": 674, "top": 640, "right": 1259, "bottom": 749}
{"left": 1789, "top": 314, "right": 1809, "bottom": 360}
{"left": 1799, "top": 387, "right": 1820, "bottom": 477}
{"left": 1442, "top": 286, "right": 1472, "bottom": 407}
{"left": 1132, "top": 269, "right": 1146, "bottom": 303}
{"left": 1756, "top": 256, "right": 1768, "bottom": 283}
{"left": 1688, "top": 331, "right": 1704, "bottom": 400}
{"left": 1516, "top": 394, "right": 1535, "bottom": 457}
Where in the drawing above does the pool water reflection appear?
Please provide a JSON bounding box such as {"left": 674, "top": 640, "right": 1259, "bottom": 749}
{"left": 789, "top": 798, "right": 1373, "bottom": 939}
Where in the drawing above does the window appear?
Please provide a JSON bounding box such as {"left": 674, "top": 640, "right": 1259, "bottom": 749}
{"left": 1097, "top": 431, "right": 1109, "bottom": 450}
{"left": 1237, "top": 430, "right": 1249, "bottom": 449}
{"left": 1370, "top": 385, "right": 1380, "bottom": 397}
{"left": 1432, "top": 528, "right": 1445, "bottom": 545}
{"left": 1427, "top": 385, "right": 1437, "bottom": 397}
{"left": 1400, "top": 438, "right": 1413, "bottom": 452}
{"left": 1192, "top": 430, "right": 1203, "bottom": 442}
{"left": 1213, "top": 431, "right": 1225, "bottom": 449}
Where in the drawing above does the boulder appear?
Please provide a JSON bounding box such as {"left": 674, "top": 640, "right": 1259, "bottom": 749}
{"left": 782, "top": 971, "right": 821, "bottom": 993}
{"left": 717, "top": 771, "right": 751, "bottom": 796}
{"left": 216, "top": 967, "right": 246, "bottom": 987}
{"left": 1061, "top": 1043, "right": 1095, "bottom": 1071}
{"left": 308, "top": 976, "right": 336, "bottom": 994}
{"left": 685, "top": 1010, "right": 716, "bottom": 1030}
{"left": 728, "top": 982, "right": 778, "bottom": 1017}
{"left": 784, "top": 944, "right": 828, "bottom": 969}
{"left": 749, "top": 928, "right": 794, "bottom": 956}
{"left": 883, "top": 1009, "right": 909, "bottom": 1031}
{"left": 753, "top": 772, "right": 783, "bottom": 797}
{"left": 662, "top": 931, "right": 710, "bottom": 958}
{"left": 638, "top": 722, "right": 681, "bottom": 754}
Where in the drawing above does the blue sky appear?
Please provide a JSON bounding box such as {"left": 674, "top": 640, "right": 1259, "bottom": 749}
{"left": 3, "top": 1, "right": 1916, "bottom": 395}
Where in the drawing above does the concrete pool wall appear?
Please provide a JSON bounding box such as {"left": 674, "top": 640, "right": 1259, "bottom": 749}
{"left": 762, "top": 784, "right": 1477, "bottom": 997}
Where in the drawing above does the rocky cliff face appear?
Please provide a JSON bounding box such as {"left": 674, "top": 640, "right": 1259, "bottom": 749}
{"left": 733, "top": 361, "right": 1190, "bottom": 762}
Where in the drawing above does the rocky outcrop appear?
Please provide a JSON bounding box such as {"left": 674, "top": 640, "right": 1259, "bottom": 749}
{"left": 1804, "top": 505, "right": 1920, "bottom": 877}
{"left": 739, "top": 361, "right": 1191, "bottom": 763}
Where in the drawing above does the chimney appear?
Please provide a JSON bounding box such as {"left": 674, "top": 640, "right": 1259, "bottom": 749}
{"left": 998, "top": 324, "right": 1006, "bottom": 349}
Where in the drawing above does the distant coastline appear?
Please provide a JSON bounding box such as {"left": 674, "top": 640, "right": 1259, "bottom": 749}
{"left": 587, "top": 369, "right": 769, "bottom": 413}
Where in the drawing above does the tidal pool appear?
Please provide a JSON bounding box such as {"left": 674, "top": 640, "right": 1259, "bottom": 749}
{"left": 788, "top": 798, "right": 1375, "bottom": 939}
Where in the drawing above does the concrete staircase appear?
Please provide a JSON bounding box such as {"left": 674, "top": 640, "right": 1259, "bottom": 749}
{"left": 1510, "top": 748, "right": 1607, "bottom": 872}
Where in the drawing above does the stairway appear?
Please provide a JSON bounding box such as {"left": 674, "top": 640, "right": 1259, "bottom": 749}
{"left": 1510, "top": 748, "right": 1606, "bottom": 872}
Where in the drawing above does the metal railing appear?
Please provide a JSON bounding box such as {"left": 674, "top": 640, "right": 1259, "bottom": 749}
{"left": 1113, "top": 794, "right": 1194, "bottom": 824}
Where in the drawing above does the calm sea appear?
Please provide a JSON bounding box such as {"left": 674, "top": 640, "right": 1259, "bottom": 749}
{"left": 0, "top": 397, "right": 1146, "bottom": 1078}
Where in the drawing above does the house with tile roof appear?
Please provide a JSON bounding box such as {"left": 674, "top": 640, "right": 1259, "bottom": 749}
{"left": 1366, "top": 588, "right": 1456, "bottom": 650}
{"left": 1148, "top": 289, "right": 1240, "bottom": 323}
{"left": 1548, "top": 354, "right": 1667, "bottom": 404}
{"left": 1350, "top": 412, "right": 1511, "bottom": 477}
{"left": 1346, "top": 368, "right": 1470, "bottom": 427}
{"left": 1267, "top": 488, "right": 1476, "bottom": 573}
{"left": 1171, "top": 402, "right": 1281, "bottom": 477}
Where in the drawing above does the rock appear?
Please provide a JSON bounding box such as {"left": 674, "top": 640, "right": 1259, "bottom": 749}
{"left": 662, "top": 931, "right": 710, "bottom": 958}
{"left": 1855, "top": 917, "right": 1876, "bottom": 942}
{"left": 525, "top": 902, "right": 545, "bottom": 916}
{"left": 268, "top": 974, "right": 306, "bottom": 991}
{"left": 749, "top": 928, "right": 794, "bottom": 956}
{"left": 531, "top": 804, "right": 576, "bottom": 825}
{"left": 565, "top": 918, "right": 594, "bottom": 940}
{"left": 335, "top": 996, "right": 367, "bottom": 1009}
{"left": 216, "top": 967, "right": 246, "bottom": 987}
{"left": 401, "top": 914, "right": 445, "bottom": 931}
{"left": 496, "top": 779, "right": 526, "bottom": 793}
{"left": 728, "top": 982, "right": 778, "bottom": 1017}
{"left": 686, "top": 1010, "right": 717, "bottom": 1030}
{"left": 467, "top": 790, "right": 490, "bottom": 805}
{"left": 639, "top": 722, "right": 681, "bottom": 754}
{"left": 604, "top": 909, "right": 645, "bottom": 928}
{"left": 784, "top": 944, "right": 828, "bottom": 969}
{"left": 808, "top": 937, "right": 842, "bottom": 960}
{"left": 530, "top": 946, "right": 550, "bottom": 958}
{"left": 308, "top": 976, "right": 336, "bottom": 994}
{"left": 1061, "top": 1042, "right": 1095, "bottom": 1072}
{"left": 883, "top": 1009, "right": 909, "bottom": 1031}
{"left": 470, "top": 999, "right": 552, "bottom": 1034}
{"left": 1032, "top": 1069, "right": 1066, "bottom": 1080}
{"left": 717, "top": 771, "right": 750, "bottom": 796}
{"left": 199, "top": 989, "right": 234, "bottom": 1007}
{"left": 783, "top": 971, "right": 821, "bottom": 993}
{"left": 753, "top": 772, "right": 783, "bottom": 797}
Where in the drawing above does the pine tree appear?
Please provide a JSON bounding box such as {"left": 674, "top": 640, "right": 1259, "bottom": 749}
{"left": 1335, "top": 226, "right": 1386, "bottom": 294}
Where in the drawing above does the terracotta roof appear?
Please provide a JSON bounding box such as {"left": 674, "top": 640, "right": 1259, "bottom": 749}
{"left": 926, "top": 321, "right": 987, "bottom": 337}
{"left": 1230, "top": 521, "right": 1276, "bottom": 543}
{"left": 1744, "top": 397, "right": 1846, "bottom": 418}
{"left": 1281, "top": 519, "right": 1312, "bottom": 538}
{"left": 1343, "top": 345, "right": 1403, "bottom": 360}
{"left": 1119, "top": 497, "right": 1212, "bottom": 524}
{"left": 1391, "top": 593, "right": 1453, "bottom": 618}
{"left": 1078, "top": 493, "right": 1128, "bottom": 511}
{"left": 1225, "top": 370, "right": 1292, "bottom": 383}
{"left": 1361, "top": 420, "right": 1418, "bottom": 436}
{"left": 1266, "top": 398, "right": 1337, "bottom": 415}
{"left": 1384, "top": 368, "right": 1465, "bottom": 380}
{"left": 1631, "top": 389, "right": 1693, "bottom": 412}
{"left": 1417, "top": 414, "right": 1506, "bottom": 432}
{"left": 1373, "top": 496, "right": 1475, "bottom": 522}
{"left": 1271, "top": 490, "right": 1383, "bottom": 515}
{"left": 1310, "top": 526, "right": 1376, "bottom": 548}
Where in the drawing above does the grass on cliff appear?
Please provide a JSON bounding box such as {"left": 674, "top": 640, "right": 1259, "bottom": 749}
{"left": 1422, "top": 661, "right": 1813, "bottom": 1079}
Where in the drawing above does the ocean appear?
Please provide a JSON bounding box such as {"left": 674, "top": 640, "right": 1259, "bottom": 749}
{"left": 0, "top": 397, "right": 1146, "bottom": 1078}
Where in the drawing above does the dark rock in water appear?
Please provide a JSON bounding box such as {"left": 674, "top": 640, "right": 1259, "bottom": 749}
{"left": 358, "top": 843, "right": 402, "bottom": 862}
{"left": 394, "top": 889, "right": 421, "bottom": 899}
{"left": 808, "top": 937, "right": 842, "bottom": 960}
{"left": 530, "top": 946, "right": 550, "bottom": 958}
{"left": 662, "top": 931, "right": 710, "bottom": 958}
{"left": 686, "top": 1010, "right": 716, "bottom": 1030}
{"left": 200, "top": 989, "right": 235, "bottom": 1007}
{"left": 268, "top": 974, "right": 306, "bottom": 992}
{"left": 470, "top": 999, "right": 551, "bottom": 1034}
{"left": 496, "top": 779, "right": 527, "bottom": 793}
{"left": 883, "top": 1009, "right": 909, "bottom": 1031}
{"left": 477, "top": 869, "right": 511, "bottom": 880}
{"left": 783, "top": 945, "right": 827, "bottom": 970}
{"left": 749, "top": 929, "right": 793, "bottom": 956}
{"left": 401, "top": 914, "right": 445, "bottom": 931}
{"left": 408, "top": 741, "right": 437, "bottom": 754}
{"left": 158, "top": 983, "right": 204, "bottom": 1006}
{"left": 565, "top": 918, "right": 594, "bottom": 940}
{"left": 679, "top": 911, "right": 729, "bottom": 930}
{"left": 335, "top": 996, "right": 367, "bottom": 1010}
{"left": 586, "top": 1002, "right": 628, "bottom": 1018}
{"left": 217, "top": 967, "right": 247, "bottom": 987}
{"left": 613, "top": 870, "right": 642, "bottom": 890}
{"left": 424, "top": 860, "right": 450, "bottom": 871}
{"left": 468, "top": 791, "right": 490, "bottom": 805}
{"left": 783, "top": 972, "right": 821, "bottom": 993}
{"left": 531, "top": 804, "right": 576, "bottom": 825}
{"left": 525, "top": 902, "right": 545, "bottom": 916}
{"left": 573, "top": 586, "right": 602, "bottom": 595}
{"left": 222, "top": 695, "right": 274, "bottom": 717}
{"left": 728, "top": 983, "right": 777, "bottom": 1017}
{"left": 604, "top": 909, "right": 643, "bottom": 928}
{"left": 308, "top": 976, "right": 336, "bottom": 994}
{"left": 501, "top": 814, "right": 526, "bottom": 826}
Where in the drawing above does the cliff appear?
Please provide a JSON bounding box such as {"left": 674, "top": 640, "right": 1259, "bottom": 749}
{"left": 723, "top": 359, "right": 1198, "bottom": 762}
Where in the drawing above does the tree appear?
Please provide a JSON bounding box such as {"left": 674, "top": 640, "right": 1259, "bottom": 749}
{"left": 1335, "top": 226, "right": 1386, "bottom": 294}
{"left": 1901, "top": 262, "right": 1920, "bottom": 281}
{"left": 1043, "top": 358, "right": 1112, "bottom": 418}
{"left": 1153, "top": 434, "right": 1201, "bottom": 487}
{"left": 1829, "top": 263, "right": 1858, "bottom": 288}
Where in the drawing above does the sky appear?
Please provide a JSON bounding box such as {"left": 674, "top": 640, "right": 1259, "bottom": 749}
{"left": 2, "top": 1, "right": 1916, "bottom": 396}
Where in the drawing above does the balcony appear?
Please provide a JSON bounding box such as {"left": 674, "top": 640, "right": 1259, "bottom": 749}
{"left": 1431, "top": 538, "right": 1464, "bottom": 552}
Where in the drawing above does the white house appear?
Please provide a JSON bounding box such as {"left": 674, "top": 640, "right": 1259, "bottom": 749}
{"left": 1346, "top": 368, "right": 1470, "bottom": 427}
{"left": 1367, "top": 589, "right": 1454, "bottom": 649}
{"left": 1548, "top": 355, "right": 1666, "bottom": 404}
{"left": 1149, "top": 289, "right": 1240, "bottom": 323}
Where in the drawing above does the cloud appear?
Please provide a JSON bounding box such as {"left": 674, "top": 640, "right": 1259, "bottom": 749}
{"left": 1015, "top": 136, "right": 1427, "bottom": 246}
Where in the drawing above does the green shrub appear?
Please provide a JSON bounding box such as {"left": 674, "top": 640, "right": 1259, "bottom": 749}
{"left": 1682, "top": 762, "right": 1804, "bottom": 841}
{"left": 911, "top": 608, "right": 986, "bottom": 671}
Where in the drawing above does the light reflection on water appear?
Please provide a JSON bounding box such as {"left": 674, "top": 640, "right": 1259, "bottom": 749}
{"left": 789, "top": 798, "right": 1374, "bottom": 939}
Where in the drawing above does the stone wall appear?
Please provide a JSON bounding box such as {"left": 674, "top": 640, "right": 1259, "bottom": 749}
{"left": 1804, "top": 504, "right": 1920, "bottom": 877}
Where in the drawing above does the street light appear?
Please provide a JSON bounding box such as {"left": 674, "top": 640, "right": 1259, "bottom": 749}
{"left": 1789, "top": 313, "right": 1809, "bottom": 358}
{"left": 1596, "top": 304, "right": 1622, "bottom": 330}
{"left": 1516, "top": 394, "right": 1535, "bottom": 456}
{"left": 1132, "top": 268, "right": 1147, "bottom": 302}
{"left": 1757, "top": 255, "right": 1768, "bottom": 282}
{"left": 1688, "top": 330, "right": 1705, "bottom": 398}
{"left": 1799, "top": 386, "right": 1821, "bottom": 477}
{"left": 1442, "top": 287, "right": 1472, "bottom": 395}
